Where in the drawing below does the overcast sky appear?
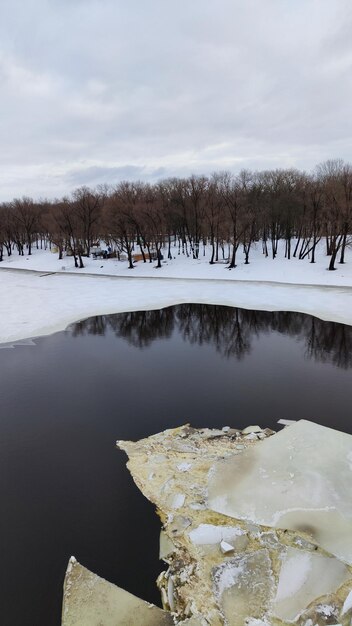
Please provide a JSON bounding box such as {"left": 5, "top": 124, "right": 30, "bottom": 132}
{"left": 0, "top": 0, "right": 351, "bottom": 199}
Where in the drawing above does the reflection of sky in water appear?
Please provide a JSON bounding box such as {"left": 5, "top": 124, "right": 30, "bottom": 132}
{"left": 0, "top": 305, "right": 351, "bottom": 626}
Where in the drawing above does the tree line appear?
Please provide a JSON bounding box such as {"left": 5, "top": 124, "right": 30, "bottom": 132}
{"left": 0, "top": 159, "right": 351, "bottom": 270}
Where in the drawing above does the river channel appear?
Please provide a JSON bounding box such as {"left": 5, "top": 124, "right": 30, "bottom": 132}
{"left": 0, "top": 304, "right": 351, "bottom": 626}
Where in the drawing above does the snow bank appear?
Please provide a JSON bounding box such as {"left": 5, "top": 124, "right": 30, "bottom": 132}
{"left": 0, "top": 269, "right": 351, "bottom": 346}
{"left": 1, "top": 239, "right": 351, "bottom": 287}
{"left": 0, "top": 240, "right": 351, "bottom": 345}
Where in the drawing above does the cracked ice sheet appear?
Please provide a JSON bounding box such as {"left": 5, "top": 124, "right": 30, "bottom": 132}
{"left": 273, "top": 547, "right": 350, "bottom": 621}
{"left": 117, "top": 424, "right": 352, "bottom": 625}
{"left": 208, "top": 419, "right": 352, "bottom": 565}
{"left": 213, "top": 549, "right": 274, "bottom": 625}
{"left": 61, "top": 557, "right": 173, "bottom": 626}
{"left": 213, "top": 545, "right": 351, "bottom": 625}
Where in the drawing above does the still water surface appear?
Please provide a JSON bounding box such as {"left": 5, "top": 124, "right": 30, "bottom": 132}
{"left": 0, "top": 304, "right": 351, "bottom": 626}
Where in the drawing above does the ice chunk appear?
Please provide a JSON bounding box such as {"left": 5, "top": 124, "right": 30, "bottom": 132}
{"left": 61, "top": 557, "right": 173, "bottom": 626}
{"left": 208, "top": 420, "right": 352, "bottom": 563}
{"left": 241, "top": 425, "right": 263, "bottom": 434}
{"left": 341, "top": 589, "right": 352, "bottom": 615}
{"left": 117, "top": 423, "right": 352, "bottom": 625}
{"left": 177, "top": 462, "right": 192, "bottom": 472}
{"left": 273, "top": 547, "right": 351, "bottom": 621}
{"left": 220, "top": 540, "right": 235, "bottom": 554}
{"left": 189, "top": 523, "right": 245, "bottom": 546}
{"left": 212, "top": 550, "right": 274, "bottom": 626}
{"left": 159, "top": 530, "right": 176, "bottom": 560}
{"left": 171, "top": 493, "right": 185, "bottom": 509}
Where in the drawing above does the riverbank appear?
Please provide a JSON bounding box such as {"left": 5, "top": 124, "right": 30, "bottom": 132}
{"left": 0, "top": 268, "right": 351, "bottom": 346}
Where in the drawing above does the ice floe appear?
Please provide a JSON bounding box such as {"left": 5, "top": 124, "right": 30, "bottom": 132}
{"left": 62, "top": 420, "right": 352, "bottom": 625}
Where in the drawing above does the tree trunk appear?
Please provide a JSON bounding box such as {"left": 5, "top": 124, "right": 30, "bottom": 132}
{"left": 126, "top": 238, "right": 134, "bottom": 269}
{"left": 293, "top": 233, "right": 301, "bottom": 258}
{"left": 139, "top": 240, "right": 146, "bottom": 263}
{"left": 145, "top": 241, "right": 152, "bottom": 263}
{"left": 262, "top": 230, "right": 268, "bottom": 257}
{"left": 244, "top": 244, "right": 250, "bottom": 264}
{"left": 209, "top": 237, "right": 215, "bottom": 264}
{"left": 328, "top": 235, "right": 343, "bottom": 270}
{"left": 286, "top": 237, "right": 291, "bottom": 260}
{"left": 228, "top": 243, "right": 237, "bottom": 268}
{"left": 326, "top": 236, "right": 332, "bottom": 256}
{"left": 328, "top": 249, "right": 338, "bottom": 270}
{"left": 310, "top": 239, "right": 316, "bottom": 263}
{"left": 339, "top": 228, "right": 348, "bottom": 264}
{"left": 168, "top": 234, "right": 172, "bottom": 260}
{"left": 308, "top": 236, "right": 321, "bottom": 263}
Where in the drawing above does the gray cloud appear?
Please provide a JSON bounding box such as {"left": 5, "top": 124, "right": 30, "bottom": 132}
{"left": 64, "top": 165, "right": 167, "bottom": 188}
{"left": 0, "top": 0, "right": 351, "bottom": 199}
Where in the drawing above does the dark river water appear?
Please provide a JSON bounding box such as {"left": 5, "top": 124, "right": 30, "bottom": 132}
{"left": 0, "top": 304, "right": 352, "bottom": 626}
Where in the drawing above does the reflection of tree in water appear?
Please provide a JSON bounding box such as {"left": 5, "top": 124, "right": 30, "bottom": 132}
{"left": 176, "top": 304, "right": 251, "bottom": 359}
{"left": 71, "top": 316, "right": 109, "bottom": 337}
{"left": 70, "top": 305, "right": 352, "bottom": 369}
{"left": 107, "top": 309, "right": 175, "bottom": 348}
{"left": 71, "top": 309, "right": 175, "bottom": 348}
{"left": 306, "top": 317, "right": 352, "bottom": 369}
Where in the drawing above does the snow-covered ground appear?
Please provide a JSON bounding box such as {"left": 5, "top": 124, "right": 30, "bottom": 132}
{"left": 1, "top": 240, "right": 351, "bottom": 286}
{"left": 0, "top": 240, "right": 351, "bottom": 346}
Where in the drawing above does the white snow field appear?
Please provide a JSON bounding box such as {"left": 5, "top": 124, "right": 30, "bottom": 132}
{"left": 0, "top": 240, "right": 351, "bottom": 345}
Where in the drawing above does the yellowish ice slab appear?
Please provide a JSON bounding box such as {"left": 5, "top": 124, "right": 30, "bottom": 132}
{"left": 272, "top": 547, "right": 351, "bottom": 621}
{"left": 117, "top": 423, "right": 352, "bottom": 625}
{"left": 61, "top": 557, "right": 173, "bottom": 626}
{"left": 208, "top": 420, "right": 352, "bottom": 564}
{"left": 213, "top": 549, "right": 274, "bottom": 626}
{"left": 58, "top": 422, "right": 352, "bottom": 625}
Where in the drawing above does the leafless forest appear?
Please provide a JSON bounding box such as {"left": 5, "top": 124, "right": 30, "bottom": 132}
{"left": 0, "top": 159, "right": 351, "bottom": 271}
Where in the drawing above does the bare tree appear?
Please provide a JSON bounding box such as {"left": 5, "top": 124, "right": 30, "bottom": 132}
{"left": 106, "top": 183, "right": 138, "bottom": 269}
{"left": 11, "top": 197, "right": 40, "bottom": 255}
{"left": 318, "top": 160, "right": 346, "bottom": 270}
{"left": 1, "top": 160, "right": 351, "bottom": 273}
{"left": 71, "top": 186, "right": 104, "bottom": 257}
{"left": 53, "top": 198, "right": 85, "bottom": 268}
{"left": 220, "top": 172, "right": 247, "bottom": 269}
{"left": 203, "top": 174, "right": 224, "bottom": 264}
